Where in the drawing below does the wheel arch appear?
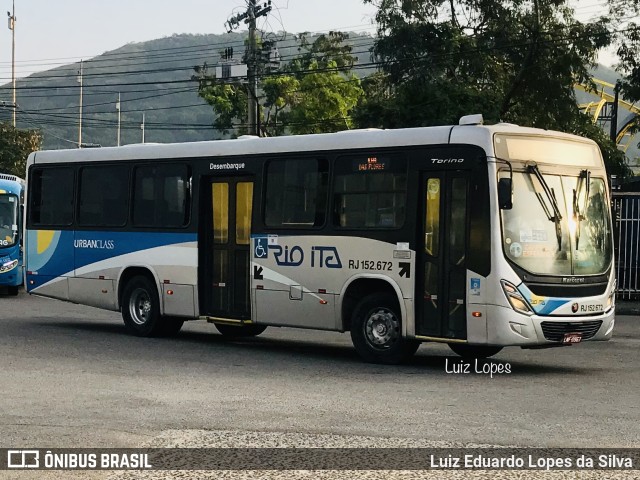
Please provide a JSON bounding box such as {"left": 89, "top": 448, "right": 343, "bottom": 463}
{"left": 117, "top": 266, "right": 163, "bottom": 314}
{"left": 339, "top": 274, "right": 406, "bottom": 334}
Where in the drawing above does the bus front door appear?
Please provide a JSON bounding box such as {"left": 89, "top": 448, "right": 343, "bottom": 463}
{"left": 202, "top": 177, "right": 254, "bottom": 320}
{"left": 417, "top": 171, "right": 468, "bottom": 340}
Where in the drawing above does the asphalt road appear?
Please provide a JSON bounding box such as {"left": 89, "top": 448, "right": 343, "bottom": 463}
{"left": 0, "top": 290, "right": 638, "bottom": 478}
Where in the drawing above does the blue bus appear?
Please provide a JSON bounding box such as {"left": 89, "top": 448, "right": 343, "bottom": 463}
{"left": 0, "top": 173, "right": 25, "bottom": 295}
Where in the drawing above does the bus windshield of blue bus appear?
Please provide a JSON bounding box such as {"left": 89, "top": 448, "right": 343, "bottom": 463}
{"left": 0, "top": 194, "right": 18, "bottom": 247}
{"left": 500, "top": 172, "right": 612, "bottom": 276}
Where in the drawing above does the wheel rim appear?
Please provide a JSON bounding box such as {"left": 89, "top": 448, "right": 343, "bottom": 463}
{"left": 129, "top": 288, "right": 152, "bottom": 325}
{"left": 364, "top": 307, "right": 400, "bottom": 349}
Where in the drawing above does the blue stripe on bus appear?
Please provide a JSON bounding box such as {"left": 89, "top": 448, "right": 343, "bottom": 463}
{"left": 517, "top": 282, "right": 571, "bottom": 315}
{"left": 27, "top": 230, "right": 197, "bottom": 277}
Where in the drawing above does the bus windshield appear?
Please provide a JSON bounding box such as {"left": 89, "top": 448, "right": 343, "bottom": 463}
{"left": 0, "top": 194, "right": 19, "bottom": 248}
{"left": 501, "top": 170, "right": 611, "bottom": 276}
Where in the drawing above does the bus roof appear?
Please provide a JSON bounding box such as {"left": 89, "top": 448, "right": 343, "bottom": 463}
{"left": 0, "top": 173, "right": 25, "bottom": 195}
{"left": 26, "top": 123, "right": 598, "bottom": 166}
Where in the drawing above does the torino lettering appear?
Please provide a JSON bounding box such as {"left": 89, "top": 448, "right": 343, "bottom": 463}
{"left": 431, "top": 158, "right": 464, "bottom": 164}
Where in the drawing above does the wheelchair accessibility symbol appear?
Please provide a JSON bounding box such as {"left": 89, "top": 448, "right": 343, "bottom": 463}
{"left": 254, "top": 237, "right": 268, "bottom": 259}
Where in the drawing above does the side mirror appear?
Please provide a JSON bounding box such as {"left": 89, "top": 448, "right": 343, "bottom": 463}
{"left": 498, "top": 178, "right": 513, "bottom": 210}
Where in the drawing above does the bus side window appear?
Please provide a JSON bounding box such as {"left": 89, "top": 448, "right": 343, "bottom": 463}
{"left": 264, "top": 158, "right": 328, "bottom": 228}
{"left": 29, "top": 167, "right": 74, "bottom": 226}
{"left": 133, "top": 164, "right": 189, "bottom": 228}
{"left": 333, "top": 155, "right": 407, "bottom": 229}
{"left": 78, "top": 165, "right": 129, "bottom": 227}
{"left": 162, "top": 175, "right": 188, "bottom": 226}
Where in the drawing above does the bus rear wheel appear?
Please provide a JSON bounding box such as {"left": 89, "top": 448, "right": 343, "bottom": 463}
{"left": 448, "top": 344, "right": 503, "bottom": 359}
{"left": 215, "top": 323, "right": 267, "bottom": 338}
{"left": 350, "top": 293, "right": 419, "bottom": 364}
{"left": 122, "top": 275, "right": 165, "bottom": 337}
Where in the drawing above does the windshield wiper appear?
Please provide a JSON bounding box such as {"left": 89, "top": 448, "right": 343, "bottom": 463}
{"left": 527, "top": 165, "right": 563, "bottom": 250}
{"left": 573, "top": 169, "right": 591, "bottom": 250}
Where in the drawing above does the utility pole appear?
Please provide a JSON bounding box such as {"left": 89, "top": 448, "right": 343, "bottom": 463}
{"left": 78, "top": 60, "right": 83, "bottom": 148}
{"left": 225, "top": 0, "right": 272, "bottom": 136}
{"left": 7, "top": 0, "right": 16, "bottom": 127}
{"left": 141, "top": 113, "right": 145, "bottom": 143}
{"left": 116, "top": 92, "right": 121, "bottom": 146}
{"left": 247, "top": 0, "right": 257, "bottom": 136}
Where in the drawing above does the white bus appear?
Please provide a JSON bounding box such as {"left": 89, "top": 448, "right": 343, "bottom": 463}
{"left": 24, "top": 115, "right": 616, "bottom": 363}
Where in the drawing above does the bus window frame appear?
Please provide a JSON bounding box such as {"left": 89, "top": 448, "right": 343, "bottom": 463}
{"left": 332, "top": 153, "right": 408, "bottom": 231}
{"left": 76, "top": 163, "right": 131, "bottom": 229}
{"left": 261, "top": 156, "right": 329, "bottom": 230}
{"left": 130, "top": 161, "right": 192, "bottom": 230}
{"left": 28, "top": 165, "right": 76, "bottom": 229}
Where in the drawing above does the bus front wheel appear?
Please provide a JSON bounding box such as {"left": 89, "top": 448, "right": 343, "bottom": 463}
{"left": 448, "top": 344, "right": 503, "bottom": 359}
{"left": 350, "top": 293, "right": 419, "bottom": 364}
{"left": 122, "top": 275, "right": 165, "bottom": 337}
{"left": 7, "top": 286, "right": 19, "bottom": 296}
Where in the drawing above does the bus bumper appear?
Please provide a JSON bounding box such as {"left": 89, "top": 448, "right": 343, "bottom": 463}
{"left": 486, "top": 304, "right": 615, "bottom": 346}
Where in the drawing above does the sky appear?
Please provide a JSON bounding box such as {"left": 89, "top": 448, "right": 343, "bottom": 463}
{"left": 0, "top": 0, "right": 378, "bottom": 82}
{"left": 0, "top": 0, "right": 624, "bottom": 84}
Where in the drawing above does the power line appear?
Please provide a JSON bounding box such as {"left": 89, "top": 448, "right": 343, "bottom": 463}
{"left": 0, "top": 38, "right": 376, "bottom": 87}
{"left": 6, "top": 24, "right": 637, "bottom": 137}
{"left": 10, "top": 17, "right": 619, "bottom": 92}
{"left": 8, "top": 84, "right": 197, "bottom": 99}
{"left": 1, "top": 78, "right": 193, "bottom": 92}
{"left": 0, "top": 25, "right": 377, "bottom": 74}
{"left": 27, "top": 87, "right": 200, "bottom": 113}
{"left": 3, "top": 23, "right": 630, "bottom": 96}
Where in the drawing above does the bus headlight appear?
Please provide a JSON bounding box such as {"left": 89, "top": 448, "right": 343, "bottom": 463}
{"left": 606, "top": 280, "right": 616, "bottom": 312}
{"left": 0, "top": 259, "right": 18, "bottom": 273}
{"left": 501, "top": 280, "right": 533, "bottom": 315}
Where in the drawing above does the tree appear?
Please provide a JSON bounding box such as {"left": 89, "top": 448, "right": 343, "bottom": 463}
{"left": 608, "top": 1, "right": 640, "bottom": 145}
{"left": 357, "top": 0, "right": 630, "bottom": 176}
{"left": 0, "top": 123, "right": 42, "bottom": 178}
{"left": 194, "top": 32, "right": 364, "bottom": 137}
{"left": 194, "top": 76, "right": 248, "bottom": 135}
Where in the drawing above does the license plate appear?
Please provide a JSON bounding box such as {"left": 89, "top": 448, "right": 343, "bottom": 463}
{"left": 563, "top": 333, "right": 583, "bottom": 344}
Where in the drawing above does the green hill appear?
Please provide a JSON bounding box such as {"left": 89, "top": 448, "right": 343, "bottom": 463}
{"left": 3, "top": 33, "right": 243, "bottom": 149}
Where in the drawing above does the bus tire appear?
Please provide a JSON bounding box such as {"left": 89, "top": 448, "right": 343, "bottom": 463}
{"left": 350, "top": 293, "right": 419, "bottom": 364}
{"left": 215, "top": 323, "right": 267, "bottom": 338}
{"left": 448, "top": 344, "right": 503, "bottom": 359}
{"left": 7, "top": 286, "right": 19, "bottom": 296}
{"left": 122, "top": 275, "right": 163, "bottom": 337}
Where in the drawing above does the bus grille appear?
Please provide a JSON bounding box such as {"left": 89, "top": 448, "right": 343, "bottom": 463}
{"left": 540, "top": 321, "right": 603, "bottom": 342}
